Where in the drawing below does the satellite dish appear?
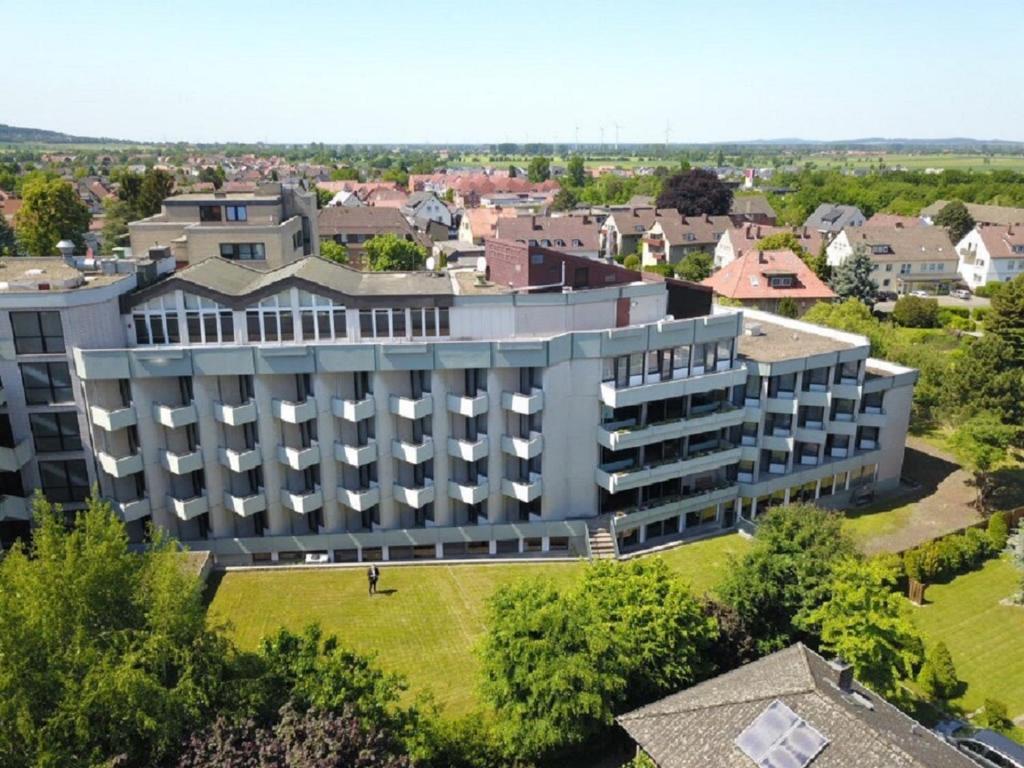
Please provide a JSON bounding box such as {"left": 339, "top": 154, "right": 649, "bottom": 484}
{"left": 476, "top": 255, "right": 487, "bottom": 273}
{"left": 425, "top": 256, "right": 436, "bottom": 271}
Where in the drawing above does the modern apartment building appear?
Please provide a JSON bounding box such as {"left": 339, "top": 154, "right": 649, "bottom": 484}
{"left": 128, "top": 181, "right": 318, "bottom": 269}
{"left": 0, "top": 243, "right": 916, "bottom": 563}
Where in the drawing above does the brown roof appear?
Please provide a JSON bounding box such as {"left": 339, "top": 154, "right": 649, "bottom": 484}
{"left": 730, "top": 194, "right": 776, "bottom": 220}
{"left": 721, "top": 223, "right": 825, "bottom": 261}
{"left": 864, "top": 213, "right": 923, "bottom": 228}
{"left": 975, "top": 223, "right": 1024, "bottom": 258}
{"left": 495, "top": 215, "right": 601, "bottom": 251}
{"left": 843, "top": 225, "right": 955, "bottom": 263}
{"left": 463, "top": 207, "right": 517, "bottom": 240}
{"left": 318, "top": 206, "right": 418, "bottom": 238}
{"left": 703, "top": 250, "right": 835, "bottom": 301}
{"left": 922, "top": 200, "right": 1024, "bottom": 226}
{"left": 656, "top": 214, "right": 734, "bottom": 247}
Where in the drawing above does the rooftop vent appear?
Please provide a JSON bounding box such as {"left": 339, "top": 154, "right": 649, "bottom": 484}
{"left": 828, "top": 658, "right": 854, "bottom": 692}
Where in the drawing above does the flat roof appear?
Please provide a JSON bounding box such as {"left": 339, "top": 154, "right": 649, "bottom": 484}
{"left": 451, "top": 269, "right": 511, "bottom": 295}
{"left": 737, "top": 317, "right": 857, "bottom": 362}
{"left": 164, "top": 193, "right": 281, "bottom": 204}
{"left": 0, "top": 258, "right": 129, "bottom": 292}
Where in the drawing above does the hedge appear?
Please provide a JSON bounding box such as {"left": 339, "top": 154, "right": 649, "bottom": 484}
{"left": 902, "top": 514, "right": 1009, "bottom": 583}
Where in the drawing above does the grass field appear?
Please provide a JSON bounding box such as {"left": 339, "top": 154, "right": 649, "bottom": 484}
{"left": 842, "top": 501, "right": 916, "bottom": 544}
{"left": 206, "top": 533, "right": 750, "bottom": 715}
{"left": 910, "top": 557, "right": 1024, "bottom": 726}
{"left": 812, "top": 153, "right": 1024, "bottom": 173}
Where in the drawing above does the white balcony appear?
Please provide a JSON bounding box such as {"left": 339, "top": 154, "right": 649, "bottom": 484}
{"left": 333, "top": 395, "right": 375, "bottom": 422}
{"left": 599, "top": 366, "right": 748, "bottom": 409}
{"left": 335, "top": 439, "right": 377, "bottom": 467}
{"left": 272, "top": 397, "right": 317, "bottom": 424}
{"left": 598, "top": 406, "right": 745, "bottom": 452}
{"left": 859, "top": 439, "right": 878, "bottom": 450}
{"left": 90, "top": 404, "right": 137, "bottom": 431}
{"left": 502, "top": 473, "right": 543, "bottom": 503}
{"left": 502, "top": 388, "right": 544, "bottom": 415}
{"left": 153, "top": 402, "right": 198, "bottom": 429}
{"left": 0, "top": 494, "right": 30, "bottom": 521}
{"left": 224, "top": 489, "right": 267, "bottom": 517}
{"left": 219, "top": 445, "right": 262, "bottom": 473}
{"left": 117, "top": 496, "right": 151, "bottom": 522}
{"left": 449, "top": 478, "right": 489, "bottom": 505}
{"left": 392, "top": 436, "right": 434, "bottom": 464}
{"left": 281, "top": 485, "right": 323, "bottom": 514}
{"left": 447, "top": 391, "right": 488, "bottom": 417}
{"left": 768, "top": 462, "right": 788, "bottom": 474}
{"left": 799, "top": 455, "right": 820, "bottom": 466}
{"left": 803, "top": 420, "right": 824, "bottom": 430}
{"left": 448, "top": 436, "right": 489, "bottom": 462}
{"left": 389, "top": 394, "right": 433, "bottom": 420}
{"left": 738, "top": 471, "right": 754, "bottom": 483}
{"left": 393, "top": 479, "right": 435, "bottom": 508}
{"left": 501, "top": 432, "right": 544, "bottom": 459}
{"left": 832, "top": 412, "right": 856, "bottom": 423}
{"left": 162, "top": 449, "right": 203, "bottom": 475}
{"left": 278, "top": 442, "right": 321, "bottom": 471}
{"left": 213, "top": 400, "right": 257, "bottom": 426}
{"left": 0, "top": 439, "right": 33, "bottom": 472}
{"left": 98, "top": 451, "right": 143, "bottom": 478}
{"left": 594, "top": 445, "right": 743, "bottom": 494}
{"left": 168, "top": 493, "right": 209, "bottom": 521}
{"left": 829, "top": 448, "right": 850, "bottom": 459}
{"left": 338, "top": 482, "right": 380, "bottom": 512}
{"left": 858, "top": 410, "right": 887, "bottom": 428}
{"left": 741, "top": 434, "right": 757, "bottom": 446}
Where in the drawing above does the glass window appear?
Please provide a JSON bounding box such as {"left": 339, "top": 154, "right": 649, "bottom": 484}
{"left": 11, "top": 311, "right": 65, "bottom": 354}
{"left": 359, "top": 309, "right": 374, "bottom": 338}
{"left": 219, "top": 243, "right": 266, "bottom": 260}
{"left": 199, "top": 205, "right": 222, "bottom": 222}
{"left": 225, "top": 205, "right": 247, "bottom": 222}
{"left": 391, "top": 308, "right": 406, "bottom": 337}
{"left": 30, "top": 412, "right": 82, "bottom": 453}
{"left": 21, "top": 362, "right": 74, "bottom": 405}
{"left": 39, "top": 459, "right": 90, "bottom": 503}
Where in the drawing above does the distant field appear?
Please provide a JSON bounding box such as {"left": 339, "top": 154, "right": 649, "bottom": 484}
{"left": 455, "top": 154, "right": 663, "bottom": 170}
{"left": 809, "top": 153, "right": 1024, "bottom": 173}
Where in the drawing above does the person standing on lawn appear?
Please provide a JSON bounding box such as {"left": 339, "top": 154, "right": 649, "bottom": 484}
{"left": 367, "top": 563, "right": 380, "bottom": 595}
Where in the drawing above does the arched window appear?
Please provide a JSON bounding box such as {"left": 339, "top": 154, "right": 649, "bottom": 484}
{"left": 184, "top": 293, "right": 234, "bottom": 344}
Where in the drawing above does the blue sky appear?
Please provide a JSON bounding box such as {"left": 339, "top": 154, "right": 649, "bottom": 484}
{"left": 5, "top": 0, "right": 1024, "bottom": 144}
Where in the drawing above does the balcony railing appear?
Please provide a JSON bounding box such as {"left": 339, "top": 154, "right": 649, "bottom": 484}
{"left": 393, "top": 479, "right": 435, "bottom": 508}
{"left": 214, "top": 399, "right": 257, "bottom": 426}
{"left": 90, "top": 404, "right": 137, "bottom": 432}
{"left": 335, "top": 439, "right": 377, "bottom": 467}
{"left": 219, "top": 445, "right": 262, "bottom": 473}
{"left": 448, "top": 436, "right": 489, "bottom": 462}
{"left": 447, "top": 391, "right": 488, "bottom": 418}
{"left": 389, "top": 394, "right": 433, "bottom": 420}
{"left": 162, "top": 448, "right": 203, "bottom": 475}
{"left": 168, "top": 492, "right": 209, "bottom": 521}
{"left": 501, "top": 473, "right": 542, "bottom": 503}
{"left": 332, "top": 395, "right": 374, "bottom": 422}
{"left": 281, "top": 485, "right": 323, "bottom": 514}
{"left": 501, "top": 388, "right": 544, "bottom": 415}
{"left": 338, "top": 482, "right": 380, "bottom": 512}
{"left": 278, "top": 442, "right": 321, "bottom": 471}
{"left": 0, "top": 438, "right": 33, "bottom": 473}
{"left": 153, "top": 402, "right": 198, "bottom": 429}
{"left": 98, "top": 451, "right": 143, "bottom": 478}
{"left": 272, "top": 397, "right": 317, "bottom": 424}
{"left": 501, "top": 432, "right": 544, "bottom": 459}
{"left": 224, "top": 489, "right": 267, "bottom": 517}
{"left": 392, "top": 436, "right": 434, "bottom": 464}
{"left": 448, "top": 477, "right": 489, "bottom": 505}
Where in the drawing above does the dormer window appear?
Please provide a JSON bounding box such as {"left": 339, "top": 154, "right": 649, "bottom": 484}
{"left": 1012, "top": 244, "right": 1024, "bottom": 254}
{"left": 685, "top": 233, "right": 697, "bottom": 241}
{"left": 634, "top": 224, "right": 645, "bottom": 232}
{"left": 769, "top": 276, "right": 793, "bottom": 288}
{"left": 554, "top": 239, "right": 566, "bottom": 247}
{"left": 572, "top": 239, "right": 583, "bottom": 247}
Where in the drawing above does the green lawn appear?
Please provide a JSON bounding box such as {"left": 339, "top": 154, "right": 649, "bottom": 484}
{"left": 841, "top": 502, "right": 916, "bottom": 544}
{"left": 910, "top": 557, "right": 1024, "bottom": 724}
{"left": 206, "top": 533, "right": 749, "bottom": 716}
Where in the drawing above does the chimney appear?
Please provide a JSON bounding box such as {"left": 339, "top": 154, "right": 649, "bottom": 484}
{"left": 55, "top": 239, "right": 76, "bottom": 266}
{"left": 758, "top": 249, "right": 767, "bottom": 264}
{"left": 531, "top": 215, "right": 537, "bottom": 230}
{"left": 829, "top": 658, "right": 854, "bottom": 692}
{"left": 745, "top": 224, "right": 752, "bottom": 239}
{"left": 756, "top": 226, "right": 762, "bottom": 239}
{"left": 895, "top": 222, "right": 903, "bottom": 229}
{"left": 1009, "top": 223, "right": 1015, "bottom": 236}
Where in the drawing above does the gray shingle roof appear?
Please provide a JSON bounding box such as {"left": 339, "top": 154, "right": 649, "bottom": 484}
{"left": 618, "top": 644, "right": 976, "bottom": 768}
{"left": 804, "top": 204, "right": 866, "bottom": 233}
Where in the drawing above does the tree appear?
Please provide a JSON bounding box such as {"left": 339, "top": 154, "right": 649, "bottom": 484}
{"left": 101, "top": 195, "right": 133, "bottom": 254}
{"left": 777, "top": 297, "right": 799, "bottom": 318}
{"left": 566, "top": 155, "right": 586, "bottom": 188}
{"left": 527, "top": 156, "right": 551, "bottom": 183}
{"left": 198, "top": 165, "right": 226, "bottom": 190}
{"left": 507, "top": 164, "right": 517, "bottom": 178}
{"left": 314, "top": 186, "right": 334, "bottom": 208}
{"left": 892, "top": 296, "right": 939, "bottom": 328}
{"left": 671, "top": 251, "right": 712, "bottom": 282}
{"left": 830, "top": 244, "right": 877, "bottom": 304}
{"left": 988, "top": 512, "right": 1010, "bottom": 552}
{"left": 718, "top": 504, "right": 857, "bottom": 654}
{"left": 0, "top": 492, "right": 235, "bottom": 768}
{"left": 934, "top": 200, "right": 975, "bottom": 244}
{"left": 329, "top": 166, "right": 360, "bottom": 181}
{"left": 808, "top": 558, "right": 923, "bottom": 696}
{"left": 320, "top": 240, "right": 348, "bottom": 265}
{"left": 364, "top": 234, "right": 426, "bottom": 272}
{"left": 623, "top": 253, "right": 640, "bottom": 271}
{"left": 985, "top": 273, "right": 1024, "bottom": 359}
{"left": 15, "top": 175, "right": 92, "bottom": 255}
{"left": 0, "top": 211, "right": 16, "bottom": 256}
{"left": 136, "top": 168, "right": 175, "bottom": 219}
{"left": 948, "top": 413, "right": 1019, "bottom": 509}
{"left": 656, "top": 169, "right": 733, "bottom": 216}
{"left": 551, "top": 186, "right": 579, "bottom": 212}
{"left": 918, "top": 641, "right": 960, "bottom": 701}
{"left": 756, "top": 232, "right": 828, "bottom": 278}
{"left": 978, "top": 699, "right": 1013, "bottom": 733}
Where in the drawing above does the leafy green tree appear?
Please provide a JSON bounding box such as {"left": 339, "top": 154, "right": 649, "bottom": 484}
{"left": 918, "top": 641, "right": 960, "bottom": 701}
{"left": 978, "top": 699, "right": 1013, "bottom": 733}
{"left": 314, "top": 186, "right": 334, "bottom": 208}
{"left": 527, "top": 156, "right": 551, "bottom": 183}
{"left": 830, "top": 244, "right": 876, "bottom": 304}
{"left": 0, "top": 492, "right": 235, "bottom": 768}
{"left": 756, "top": 232, "right": 828, "bottom": 279}
{"left": 674, "top": 251, "right": 713, "bottom": 282}
{"left": 15, "top": 174, "right": 92, "bottom": 255}
{"left": 934, "top": 200, "right": 975, "bottom": 244}
{"left": 0, "top": 211, "right": 16, "bottom": 255}
{"left": 808, "top": 558, "right": 923, "bottom": 696}
{"left": 718, "top": 504, "right": 857, "bottom": 653}
{"left": 777, "top": 297, "right": 799, "bottom": 318}
{"left": 507, "top": 164, "right": 517, "bottom": 178}
{"left": 656, "top": 169, "right": 733, "bottom": 215}
{"left": 623, "top": 253, "right": 640, "bottom": 271}
{"left": 136, "top": 168, "right": 175, "bottom": 219}
{"left": 198, "top": 165, "right": 226, "bottom": 189}
{"left": 320, "top": 239, "right": 348, "bottom": 264}
{"left": 988, "top": 512, "right": 1010, "bottom": 552}
{"left": 566, "top": 155, "right": 586, "bottom": 188}
{"left": 892, "top": 296, "right": 939, "bottom": 328}
{"left": 330, "top": 166, "right": 360, "bottom": 181}
{"left": 364, "top": 233, "right": 426, "bottom": 272}
{"left": 551, "top": 186, "right": 579, "bottom": 212}
{"left": 949, "top": 413, "right": 1019, "bottom": 509}
{"left": 101, "top": 195, "right": 133, "bottom": 254}
{"left": 985, "top": 273, "right": 1024, "bottom": 358}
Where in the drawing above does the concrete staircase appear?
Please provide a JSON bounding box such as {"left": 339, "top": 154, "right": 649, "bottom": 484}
{"left": 587, "top": 516, "right": 619, "bottom": 560}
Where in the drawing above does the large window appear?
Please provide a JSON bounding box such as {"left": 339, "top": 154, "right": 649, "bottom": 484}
{"left": 184, "top": 293, "right": 234, "bottom": 344}
{"left": 219, "top": 243, "right": 266, "bottom": 261}
{"left": 30, "top": 412, "right": 82, "bottom": 453}
{"left": 245, "top": 293, "right": 294, "bottom": 342}
{"left": 39, "top": 459, "right": 89, "bottom": 503}
{"left": 11, "top": 311, "right": 65, "bottom": 354}
{"left": 298, "top": 291, "right": 346, "bottom": 340}
{"left": 21, "top": 362, "right": 73, "bottom": 405}
{"left": 199, "top": 205, "right": 222, "bottom": 222}
{"left": 225, "top": 205, "right": 247, "bottom": 222}
{"left": 132, "top": 295, "right": 181, "bottom": 345}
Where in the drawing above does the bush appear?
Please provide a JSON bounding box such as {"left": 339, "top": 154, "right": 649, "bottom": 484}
{"left": 623, "top": 254, "right": 640, "bottom": 271}
{"left": 988, "top": 512, "right": 1010, "bottom": 552}
{"left": 972, "top": 306, "right": 990, "bottom": 323}
{"left": 892, "top": 296, "right": 940, "bottom": 328}
{"left": 974, "top": 282, "right": 1005, "bottom": 299}
{"left": 978, "top": 698, "right": 1013, "bottom": 733}
{"left": 938, "top": 305, "right": 971, "bottom": 319}
{"left": 918, "top": 641, "right": 959, "bottom": 701}
{"left": 942, "top": 315, "right": 976, "bottom": 332}
{"left": 902, "top": 527, "right": 997, "bottom": 583}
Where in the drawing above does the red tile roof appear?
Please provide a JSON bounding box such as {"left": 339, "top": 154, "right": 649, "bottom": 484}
{"left": 976, "top": 224, "right": 1024, "bottom": 258}
{"left": 721, "top": 223, "right": 825, "bottom": 260}
{"left": 702, "top": 249, "right": 835, "bottom": 300}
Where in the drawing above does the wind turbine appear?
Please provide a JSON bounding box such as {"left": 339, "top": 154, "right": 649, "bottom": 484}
{"left": 613, "top": 122, "right": 621, "bottom": 151}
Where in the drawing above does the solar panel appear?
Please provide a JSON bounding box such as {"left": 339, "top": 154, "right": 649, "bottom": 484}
{"left": 735, "top": 700, "right": 829, "bottom": 768}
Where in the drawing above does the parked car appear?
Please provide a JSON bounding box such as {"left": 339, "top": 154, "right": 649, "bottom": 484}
{"left": 953, "top": 288, "right": 973, "bottom": 300}
{"left": 936, "top": 722, "right": 1024, "bottom": 768}
{"left": 910, "top": 290, "right": 931, "bottom": 298}
{"left": 875, "top": 290, "right": 898, "bottom": 302}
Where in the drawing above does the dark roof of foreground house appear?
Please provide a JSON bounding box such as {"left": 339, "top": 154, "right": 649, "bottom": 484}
{"left": 804, "top": 203, "right": 866, "bottom": 233}
{"left": 730, "top": 194, "right": 777, "bottom": 221}
{"left": 618, "top": 644, "right": 976, "bottom": 768}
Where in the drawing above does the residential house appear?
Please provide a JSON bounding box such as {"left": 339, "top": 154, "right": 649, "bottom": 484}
{"left": 955, "top": 223, "right": 1024, "bottom": 289}
{"left": 495, "top": 215, "right": 602, "bottom": 259}
{"left": 128, "top": 181, "right": 319, "bottom": 270}
{"left": 364, "top": 187, "right": 409, "bottom": 209}
{"left": 458, "top": 206, "right": 518, "bottom": 244}
{"left": 401, "top": 191, "right": 453, "bottom": 229}
{"left": 702, "top": 249, "right": 835, "bottom": 315}
{"left": 865, "top": 213, "right": 924, "bottom": 228}
{"left": 826, "top": 225, "right": 959, "bottom": 294}
{"left": 715, "top": 224, "right": 825, "bottom": 270}
{"left": 642, "top": 215, "right": 733, "bottom": 268}
{"left": 804, "top": 203, "right": 866, "bottom": 235}
{"left": 602, "top": 208, "right": 663, "bottom": 259}
{"left": 327, "top": 190, "right": 365, "bottom": 208}
{"left": 921, "top": 200, "right": 1024, "bottom": 227}
{"left": 317, "top": 206, "right": 430, "bottom": 268}
{"left": 618, "top": 643, "right": 975, "bottom": 768}
{"left": 729, "top": 194, "right": 777, "bottom": 224}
